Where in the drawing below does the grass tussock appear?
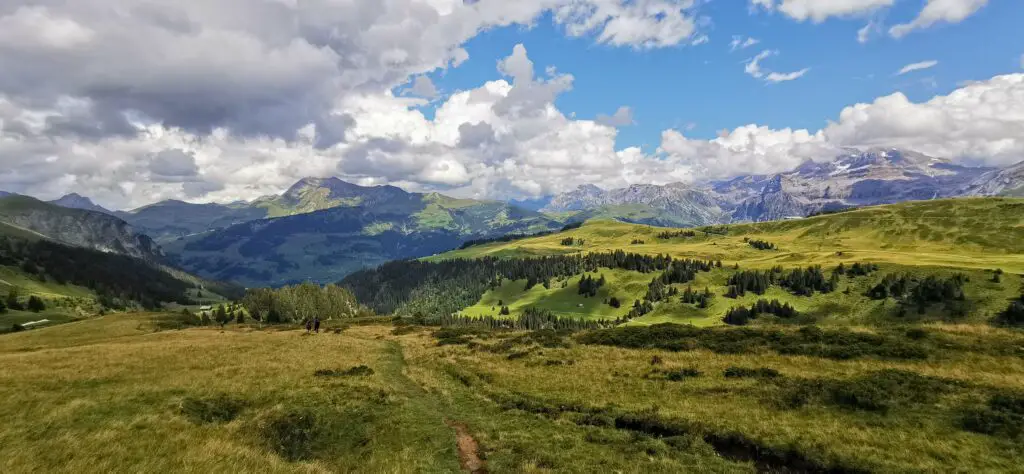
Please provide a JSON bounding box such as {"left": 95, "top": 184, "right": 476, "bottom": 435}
{"left": 959, "top": 393, "right": 1024, "bottom": 439}
{"left": 578, "top": 323, "right": 930, "bottom": 360}
{"left": 313, "top": 365, "right": 374, "bottom": 377}
{"left": 179, "top": 393, "right": 246, "bottom": 424}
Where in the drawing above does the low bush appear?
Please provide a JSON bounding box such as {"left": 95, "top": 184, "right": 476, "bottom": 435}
{"left": 960, "top": 393, "right": 1024, "bottom": 439}
{"left": 313, "top": 365, "right": 374, "bottom": 377}
{"left": 179, "top": 393, "right": 245, "bottom": 424}
{"left": 261, "top": 409, "right": 321, "bottom": 461}
{"left": 778, "top": 370, "right": 960, "bottom": 413}
{"left": 723, "top": 367, "right": 780, "bottom": 379}
{"left": 578, "top": 324, "right": 930, "bottom": 360}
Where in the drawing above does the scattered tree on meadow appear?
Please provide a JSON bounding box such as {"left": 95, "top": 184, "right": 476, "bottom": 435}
{"left": 26, "top": 296, "right": 46, "bottom": 313}
{"left": 6, "top": 288, "right": 23, "bottom": 311}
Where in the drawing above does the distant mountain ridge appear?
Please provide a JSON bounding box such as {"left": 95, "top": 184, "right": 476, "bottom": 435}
{"left": 543, "top": 148, "right": 1015, "bottom": 225}
{"left": 162, "top": 182, "right": 561, "bottom": 286}
{"left": 0, "top": 195, "right": 162, "bottom": 261}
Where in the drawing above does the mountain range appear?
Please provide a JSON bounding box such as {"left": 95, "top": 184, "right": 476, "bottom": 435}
{"left": 2, "top": 147, "right": 1020, "bottom": 287}
{"left": 543, "top": 148, "right": 1013, "bottom": 225}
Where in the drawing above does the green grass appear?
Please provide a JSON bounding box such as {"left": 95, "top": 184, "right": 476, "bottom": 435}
{"left": 424, "top": 198, "right": 1024, "bottom": 327}
{"left": 436, "top": 198, "right": 1024, "bottom": 274}
{"left": 5, "top": 315, "right": 1023, "bottom": 472}
{"left": 460, "top": 270, "right": 654, "bottom": 321}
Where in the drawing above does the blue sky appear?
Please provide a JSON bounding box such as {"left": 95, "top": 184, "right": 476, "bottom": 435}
{"left": 429, "top": 1, "right": 1024, "bottom": 151}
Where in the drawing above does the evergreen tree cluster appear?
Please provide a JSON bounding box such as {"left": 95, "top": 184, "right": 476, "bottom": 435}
{"left": 725, "top": 270, "right": 775, "bottom": 298}
{"left": 0, "top": 235, "right": 223, "bottom": 309}
{"left": 723, "top": 299, "right": 798, "bottom": 326}
{"left": 746, "top": 238, "right": 776, "bottom": 250}
{"left": 439, "top": 307, "right": 618, "bottom": 331}
{"left": 656, "top": 230, "right": 696, "bottom": 239}
{"left": 642, "top": 259, "right": 718, "bottom": 303}
{"left": 777, "top": 266, "right": 838, "bottom": 296}
{"left": 995, "top": 294, "right": 1024, "bottom": 327}
{"left": 341, "top": 251, "right": 679, "bottom": 317}
{"left": 628, "top": 299, "right": 655, "bottom": 319}
{"left": 241, "top": 282, "right": 371, "bottom": 323}
{"left": 459, "top": 231, "right": 556, "bottom": 250}
{"left": 680, "top": 286, "right": 714, "bottom": 308}
{"left": 560, "top": 237, "right": 585, "bottom": 246}
{"left": 630, "top": 239, "right": 645, "bottom": 245}
{"left": 866, "top": 273, "right": 968, "bottom": 314}
{"left": 578, "top": 274, "right": 606, "bottom": 297}
{"left": 834, "top": 262, "right": 879, "bottom": 278}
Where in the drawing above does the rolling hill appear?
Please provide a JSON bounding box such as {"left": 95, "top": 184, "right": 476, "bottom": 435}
{"left": 0, "top": 195, "right": 162, "bottom": 261}
{"left": 341, "top": 197, "right": 1024, "bottom": 327}
{"left": 164, "top": 190, "right": 561, "bottom": 287}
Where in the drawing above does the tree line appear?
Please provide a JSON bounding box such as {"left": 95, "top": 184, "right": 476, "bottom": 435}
{"left": 865, "top": 273, "right": 968, "bottom": 314}
{"left": 241, "top": 282, "right": 372, "bottom": 323}
{"left": 746, "top": 238, "right": 776, "bottom": 250}
{"left": 723, "top": 299, "right": 799, "bottom": 325}
{"left": 0, "top": 235, "right": 235, "bottom": 309}
{"left": 725, "top": 266, "right": 840, "bottom": 297}
{"left": 340, "top": 251, "right": 686, "bottom": 318}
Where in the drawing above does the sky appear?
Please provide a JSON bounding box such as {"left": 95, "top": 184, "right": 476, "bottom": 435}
{"left": 0, "top": 0, "right": 1022, "bottom": 210}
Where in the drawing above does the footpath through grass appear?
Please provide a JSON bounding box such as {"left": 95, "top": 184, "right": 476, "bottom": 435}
{"left": 4, "top": 314, "right": 1024, "bottom": 473}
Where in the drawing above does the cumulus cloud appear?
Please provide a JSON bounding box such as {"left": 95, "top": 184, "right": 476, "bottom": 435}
{"left": 596, "top": 106, "right": 635, "bottom": 127}
{"left": 754, "top": 0, "right": 984, "bottom": 38}
{"left": 410, "top": 76, "right": 439, "bottom": 99}
{"left": 890, "top": 0, "right": 989, "bottom": 38}
{"left": 749, "top": 0, "right": 894, "bottom": 22}
{"left": 823, "top": 74, "right": 1024, "bottom": 166}
{"left": 0, "top": 0, "right": 1019, "bottom": 209}
{"left": 897, "top": 60, "right": 939, "bottom": 75}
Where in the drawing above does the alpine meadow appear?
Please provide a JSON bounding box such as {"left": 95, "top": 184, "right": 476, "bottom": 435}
{"left": 3, "top": 1, "right": 1024, "bottom": 473}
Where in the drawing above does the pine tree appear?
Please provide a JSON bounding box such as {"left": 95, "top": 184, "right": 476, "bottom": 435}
{"left": 6, "top": 288, "right": 22, "bottom": 311}
{"left": 26, "top": 295, "right": 45, "bottom": 313}
{"left": 235, "top": 311, "right": 245, "bottom": 324}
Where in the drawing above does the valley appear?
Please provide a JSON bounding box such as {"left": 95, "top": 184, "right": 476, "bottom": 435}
{"left": 1, "top": 187, "right": 1023, "bottom": 473}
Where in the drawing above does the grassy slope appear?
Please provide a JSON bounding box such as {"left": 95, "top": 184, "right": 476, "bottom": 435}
{"left": 428, "top": 198, "right": 1024, "bottom": 326}
{"left": 436, "top": 198, "right": 1024, "bottom": 272}
{"left": 3, "top": 315, "right": 1023, "bottom": 472}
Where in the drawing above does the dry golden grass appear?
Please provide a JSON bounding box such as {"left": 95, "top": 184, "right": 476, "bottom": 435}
{"left": 4, "top": 314, "right": 1024, "bottom": 473}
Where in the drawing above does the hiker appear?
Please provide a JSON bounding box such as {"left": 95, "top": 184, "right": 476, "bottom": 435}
{"left": 314, "top": 317, "right": 321, "bottom": 333}
{"left": 305, "top": 319, "right": 312, "bottom": 333}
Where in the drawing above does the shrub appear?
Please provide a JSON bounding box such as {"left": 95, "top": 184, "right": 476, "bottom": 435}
{"left": 663, "top": 368, "right": 703, "bottom": 381}
{"left": 723, "top": 367, "right": 780, "bottom": 379}
{"left": 780, "top": 370, "right": 959, "bottom": 413}
{"left": 261, "top": 409, "right": 320, "bottom": 461}
{"left": 10, "top": 323, "right": 25, "bottom": 333}
{"left": 179, "top": 394, "right": 245, "bottom": 424}
{"left": 314, "top": 365, "right": 374, "bottom": 377}
{"left": 578, "top": 323, "right": 930, "bottom": 361}
{"left": 960, "top": 393, "right": 1024, "bottom": 439}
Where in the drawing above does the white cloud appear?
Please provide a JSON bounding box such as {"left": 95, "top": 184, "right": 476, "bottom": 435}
{"left": 744, "top": 50, "right": 810, "bottom": 83}
{"left": 766, "top": 69, "right": 810, "bottom": 82}
{"left": 0, "top": 1, "right": 1020, "bottom": 209}
{"left": 890, "top": 0, "right": 988, "bottom": 38}
{"left": 897, "top": 60, "right": 939, "bottom": 75}
{"left": 823, "top": 73, "right": 1024, "bottom": 166}
{"left": 857, "top": 18, "right": 882, "bottom": 43}
{"left": 596, "top": 106, "right": 635, "bottom": 127}
{"left": 410, "top": 76, "right": 439, "bottom": 99}
{"left": 750, "top": 0, "right": 894, "bottom": 22}
{"left": 729, "top": 36, "right": 760, "bottom": 51}
{"left": 744, "top": 50, "right": 776, "bottom": 79}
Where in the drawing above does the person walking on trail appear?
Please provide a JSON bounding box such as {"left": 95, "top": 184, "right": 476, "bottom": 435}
{"left": 305, "top": 319, "right": 312, "bottom": 333}
{"left": 313, "top": 317, "right": 321, "bottom": 333}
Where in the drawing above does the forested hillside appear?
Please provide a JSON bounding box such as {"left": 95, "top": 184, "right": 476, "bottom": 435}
{"left": 341, "top": 198, "right": 1024, "bottom": 328}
